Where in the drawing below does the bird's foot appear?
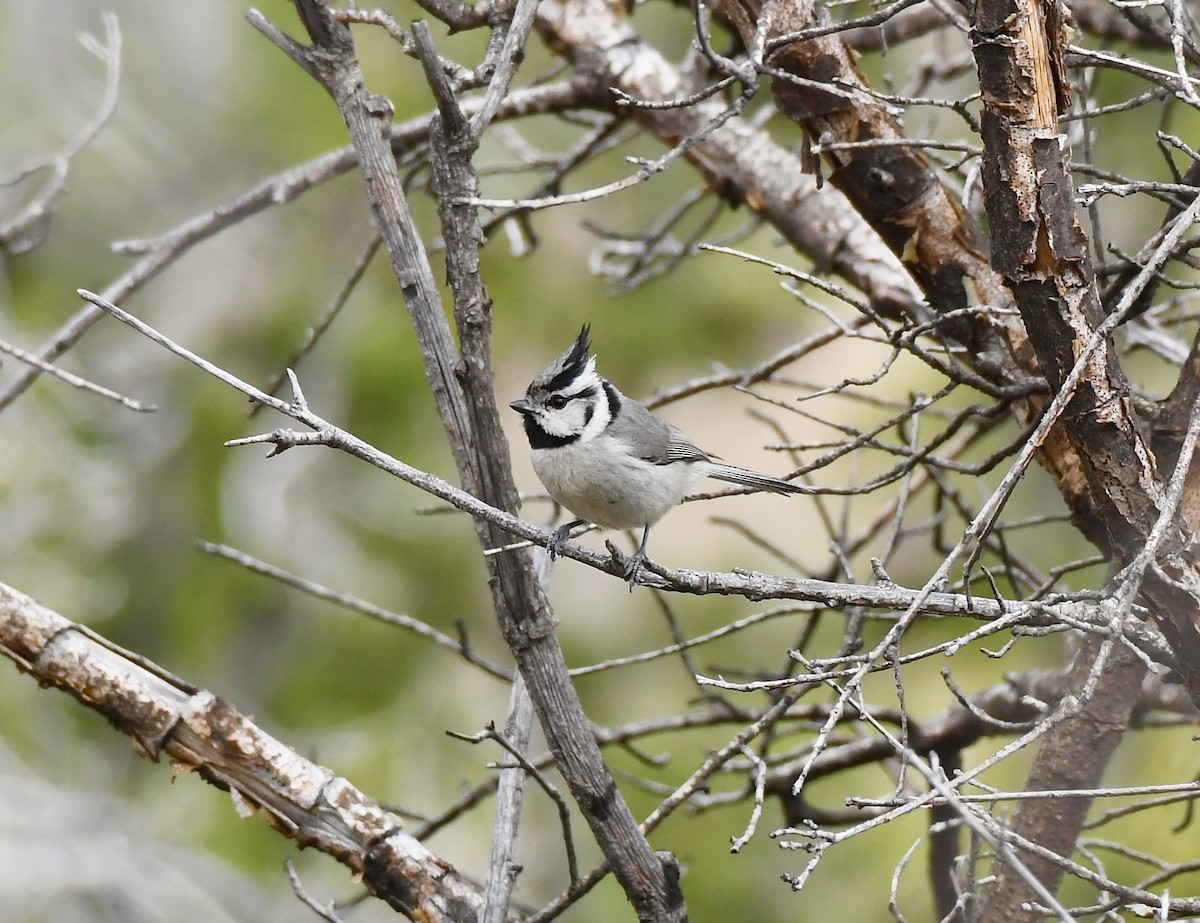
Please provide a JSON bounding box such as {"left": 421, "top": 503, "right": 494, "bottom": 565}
{"left": 548, "top": 520, "right": 587, "bottom": 560}
{"left": 548, "top": 524, "right": 573, "bottom": 560}
{"left": 622, "top": 550, "right": 647, "bottom": 592}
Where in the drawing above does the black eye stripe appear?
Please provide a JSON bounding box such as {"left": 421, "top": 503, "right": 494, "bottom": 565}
{"left": 548, "top": 386, "right": 597, "bottom": 406}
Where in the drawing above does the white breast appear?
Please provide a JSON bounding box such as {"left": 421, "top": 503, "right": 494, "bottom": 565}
{"left": 531, "top": 435, "right": 702, "bottom": 529}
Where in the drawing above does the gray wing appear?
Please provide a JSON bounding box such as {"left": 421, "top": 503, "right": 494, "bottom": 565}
{"left": 662, "top": 432, "right": 713, "bottom": 465}
{"left": 613, "top": 396, "right": 712, "bottom": 465}
{"left": 617, "top": 393, "right": 805, "bottom": 491}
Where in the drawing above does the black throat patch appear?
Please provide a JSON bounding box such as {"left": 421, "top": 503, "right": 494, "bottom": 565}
{"left": 523, "top": 412, "right": 577, "bottom": 449}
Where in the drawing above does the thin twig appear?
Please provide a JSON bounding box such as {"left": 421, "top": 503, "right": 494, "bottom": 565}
{"left": 449, "top": 720, "right": 580, "bottom": 884}
{"left": 197, "top": 541, "right": 511, "bottom": 680}
{"left": 0, "top": 338, "right": 155, "bottom": 412}
{"left": 286, "top": 860, "right": 346, "bottom": 923}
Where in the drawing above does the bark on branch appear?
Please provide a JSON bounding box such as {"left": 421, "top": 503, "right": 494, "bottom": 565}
{"left": 250, "top": 3, "right": 688, "bottom": 920}
{"left": 964, "top": 1, "right": 1200, "bottom": 916}
{"left": 970, "top": 0, "right": 1200, "bottom": 697}
{"left": 0, "top": 582, "right": 485, "bottom": 921}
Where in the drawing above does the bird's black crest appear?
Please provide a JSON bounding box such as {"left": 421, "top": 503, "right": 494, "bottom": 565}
{"left": 543, "top": 324, "right": 592, "bottom": 393}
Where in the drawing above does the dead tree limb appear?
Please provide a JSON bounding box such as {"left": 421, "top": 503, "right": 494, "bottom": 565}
{"left": 0, "top": 581, "right": 485, "bottom": 921}
{"left": 248, "top": 3, "right": 688, "bottom": 920}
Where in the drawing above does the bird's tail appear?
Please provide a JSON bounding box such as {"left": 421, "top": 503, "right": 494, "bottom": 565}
{"left": 706, "top": 464, "right": 808, "bottom": 495}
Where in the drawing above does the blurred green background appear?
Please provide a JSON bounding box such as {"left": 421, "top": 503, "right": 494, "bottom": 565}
{"left": 2, "top": 2, "right": 1197, "bottom": 921}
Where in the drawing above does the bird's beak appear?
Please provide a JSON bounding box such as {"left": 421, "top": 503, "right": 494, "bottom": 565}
{"left": 509, "top": 398, "right": 532, "bottom": 414}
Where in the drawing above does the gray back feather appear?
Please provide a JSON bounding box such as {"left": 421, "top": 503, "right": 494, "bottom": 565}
{"left": 611, "top": 393, "right": 712, "bottom": 465}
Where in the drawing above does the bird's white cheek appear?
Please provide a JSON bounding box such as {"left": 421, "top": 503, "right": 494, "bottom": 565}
{"left": 537, "top": 404, "right": 593, "bottom": 439}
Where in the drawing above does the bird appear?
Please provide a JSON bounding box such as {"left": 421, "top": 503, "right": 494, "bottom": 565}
{"left": 509, "top": 325, "right": 806, "bottom": 588}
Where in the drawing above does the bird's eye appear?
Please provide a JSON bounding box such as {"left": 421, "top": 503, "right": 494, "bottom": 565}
{"left": 547, "top": 394, "right": 568, "bottom": 410}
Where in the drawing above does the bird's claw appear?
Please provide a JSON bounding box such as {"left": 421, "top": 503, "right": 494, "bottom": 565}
{"left": 622, "top": 551, "right": 646, "bottom": 592}
{"left": 547, "top": 524, "right": 573, "bottom": 560}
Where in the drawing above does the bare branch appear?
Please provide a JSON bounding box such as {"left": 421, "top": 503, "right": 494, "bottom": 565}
{"left": 197, "top": 541, "right": 512, "bottom": 681}
{"left": 0, "top": 337, "right": 155, "bottom": 412}
{"left": 0, "top": 14, "right": 121, "bottom": 254}
{"left": 482, "top": 672, "right": 535, "bottom": 923}
{"left": 254, "top": 4, "right": 689, "bottom": 918}
{"left": 0, "top": 581, "right": 486, "bottom": 919}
